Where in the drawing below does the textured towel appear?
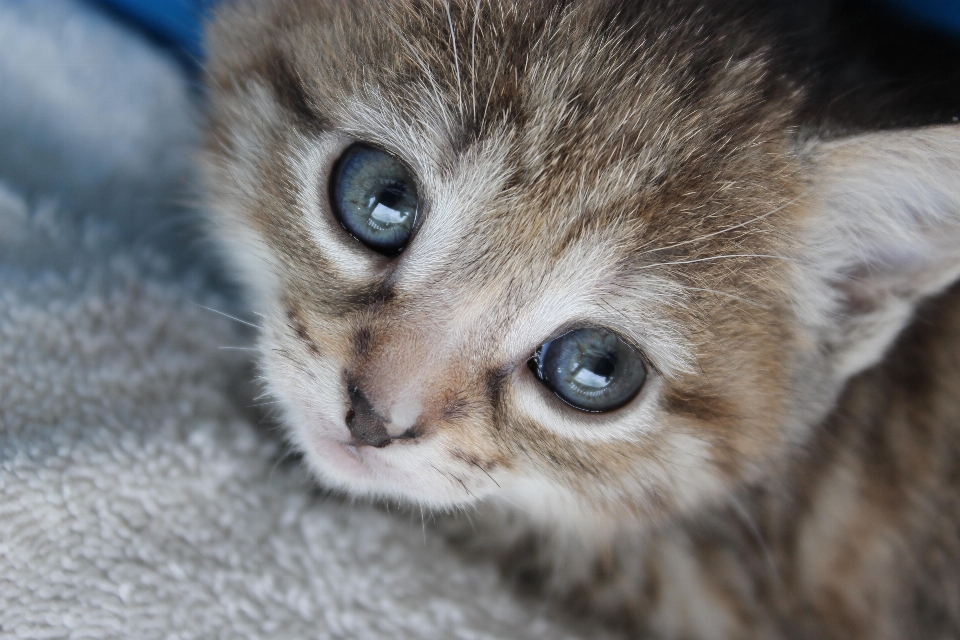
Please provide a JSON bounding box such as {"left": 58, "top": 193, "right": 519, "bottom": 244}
{"left": 0, "top": 2, "right": 599, "bottom": 637}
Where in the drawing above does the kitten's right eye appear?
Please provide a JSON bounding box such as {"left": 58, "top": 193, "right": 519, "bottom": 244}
{"left": 330, "top": 144, "right": 419, "bottom": 255}
{"left": 529, "top": 328, "right": 647, "bottom": 412}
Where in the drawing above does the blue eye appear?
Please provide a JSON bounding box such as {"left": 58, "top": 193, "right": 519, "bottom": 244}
{"left": 529, "top": 328, "right": 647, "bottom": 412}
{"left": 331, "top": 144, "right": 419, "bottom": 255}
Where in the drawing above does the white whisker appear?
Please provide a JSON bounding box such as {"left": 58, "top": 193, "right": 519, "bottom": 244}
{"left": 637, "top": 254, "right": 793, "bottom": 270}
{"left": 193, "top": 303, "right": 262, "bottom": 329}
{"left": 249, "top": 400, "right": 281, "bottom": 408}
{"left": 636, "top": 196, "right": 801, "bottom": 257}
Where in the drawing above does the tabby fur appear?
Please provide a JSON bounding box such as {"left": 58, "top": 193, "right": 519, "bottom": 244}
{"left": 203, "top": 1, "right": 960, "bottom": 637}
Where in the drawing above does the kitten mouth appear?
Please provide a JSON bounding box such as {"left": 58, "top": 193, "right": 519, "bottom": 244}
{"left": 340, "top": 441, "right": 363, "bottom": 461}
{"left": 310, "top": 432, "right": 374, "bottom": 478}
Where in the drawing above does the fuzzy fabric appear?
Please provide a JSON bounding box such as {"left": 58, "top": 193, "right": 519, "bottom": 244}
{"left": 0, "top": 2, "right": 598, "bottom": 637}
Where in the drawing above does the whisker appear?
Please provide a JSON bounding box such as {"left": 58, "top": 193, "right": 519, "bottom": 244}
{"left": 469, "top": 459, "right": 500, "bottom": 488}
{"left": 251, "top": 390, "right": 274, "bottom": 402}
{"left": 272, "top": 347, "right": 313, "bottom": 377}
{"left": 432, "top": 462, "right": 478, "bottom": 501}
{"left": 421, "top": 505, "right": 429, "bottom": 544}
{"left": 459, "top": 508, "right": 477, "bottom": 534}
{"left": 248, "top": 400, "right": 281, "bottom": 408}
{"left": 636, "top": 254, "right": 793, "bottom": 271}
{"left": 193, "top": 303, "right": 261, "bottom": 329}
{"left": 268, "top": 447, "right": 299, "bottom": 486}
{"left": 636, "top": 196, "right": 801, "bottom": 257}
{"left": 218, "top": 346, "right": 259, "bottom": 351}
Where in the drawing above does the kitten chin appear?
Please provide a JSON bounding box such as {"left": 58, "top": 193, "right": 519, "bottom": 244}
{"left": 203, "top": 0, "right": 960, "bottom": 637}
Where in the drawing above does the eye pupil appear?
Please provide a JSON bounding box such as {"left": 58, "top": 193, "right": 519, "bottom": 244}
{"left": 594, "top": 352, "right": 617, "bottom": 378}
{"left": 331, "top": 145, "right": 418, "bottom": 255}
{"left": 530, "top": 328, "right": 646, "bottom": 412}
{"left": 378, "top": 184, "right": 403, "bottom": 208}
{"left": 574, "top": 353, "right": 616, "bottom": 388}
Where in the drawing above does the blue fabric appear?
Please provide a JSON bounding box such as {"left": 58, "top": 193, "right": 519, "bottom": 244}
{"left": 883, "top": 0, "right": 960, "bottom": 33}
{"left": 89, "top": 0, "right": 958, "bottom": 62}
{"left": 90, "top": 0, "right": 214, "bottom": 59}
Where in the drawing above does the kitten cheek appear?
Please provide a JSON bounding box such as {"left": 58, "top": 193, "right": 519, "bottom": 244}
{"left": 256, "top": 337, "right": 351, "bottom": 429}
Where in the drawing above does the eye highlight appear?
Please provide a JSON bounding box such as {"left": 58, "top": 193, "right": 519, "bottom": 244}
{"left": 529, "top": 328, "right": 647, "bottom": 412}
{"left": 330, "top": 144, "right": 419, "bottom": 255}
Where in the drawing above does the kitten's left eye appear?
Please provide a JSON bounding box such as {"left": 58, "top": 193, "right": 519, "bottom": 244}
{"left": 529, "top": 328, "right": 647, "bottom": 412}
{"left": 331, "top": 144, "right": 419, "bottom": 255}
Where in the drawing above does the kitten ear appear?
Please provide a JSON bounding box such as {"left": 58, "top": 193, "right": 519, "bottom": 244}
{"left": 804, "top": 124, "right": 960, "bottom": 379}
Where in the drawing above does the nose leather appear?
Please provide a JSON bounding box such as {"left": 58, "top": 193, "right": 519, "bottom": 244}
{"left": 346, "top": 386, "right": 392, "bottom": 447}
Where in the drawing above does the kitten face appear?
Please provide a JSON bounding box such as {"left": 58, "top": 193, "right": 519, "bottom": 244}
{"left": 204, "top": 0, "right": 960, "bottom": 532}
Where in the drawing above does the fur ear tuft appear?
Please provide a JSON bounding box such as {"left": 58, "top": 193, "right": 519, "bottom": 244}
{"left": 804, "top": 125, "right": 960, "bottom": 379}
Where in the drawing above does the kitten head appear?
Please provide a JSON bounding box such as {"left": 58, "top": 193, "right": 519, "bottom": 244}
{"left": 204, "top": 0, "right": 960, "bottom": 534}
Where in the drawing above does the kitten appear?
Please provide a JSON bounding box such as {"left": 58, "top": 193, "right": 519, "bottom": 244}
{"left": 202, "top": 1, "right": 960, "bottom": 637}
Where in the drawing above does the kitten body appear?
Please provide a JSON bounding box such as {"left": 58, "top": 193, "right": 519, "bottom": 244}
{"left": 202, "top": 1, "right": 960, "bottom": 637}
